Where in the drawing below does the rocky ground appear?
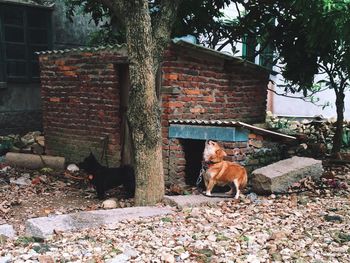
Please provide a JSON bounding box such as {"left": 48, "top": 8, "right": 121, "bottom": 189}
{"left": 0, "top": 189, "right": 349, "bottom": 262}
{"left": 0, "top": 161, "right": 350, "bottom": 262}
{"left": 0, "top": 165, "right": 134, "bottom": 236}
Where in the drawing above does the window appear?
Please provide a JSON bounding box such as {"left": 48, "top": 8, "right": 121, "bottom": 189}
{"left": 0, "top": 4, "right": 52, "bottom": 82}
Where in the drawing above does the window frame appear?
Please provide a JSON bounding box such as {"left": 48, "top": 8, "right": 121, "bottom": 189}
{"left": 0, "top": 3, "right": 53, "bottom": 83}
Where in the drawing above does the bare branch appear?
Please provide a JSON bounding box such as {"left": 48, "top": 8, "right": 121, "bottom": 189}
{"left": 234, "top": 2, "right": 242, "bottom": 19}
{"left": 217, "top": 39, "right": 233, "bottom": 51}
{"left": 269, "top": 84, "right": 330, "bottom": 107}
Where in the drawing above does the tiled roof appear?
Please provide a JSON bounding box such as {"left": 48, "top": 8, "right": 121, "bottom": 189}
{"left": 35, "top": 39, "right": 275, "bottom": 74}
{"left": 35, "top": 44, "right": 127, "bottom": 55}
{"left": 172, "top": 39, "right": 276, "bottom": 74}
{"left": 169, "top": 119, "right": 296, "bottom": 140}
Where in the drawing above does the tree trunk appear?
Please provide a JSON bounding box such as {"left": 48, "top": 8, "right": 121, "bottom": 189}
{"left": 332, "top": 90, "right": 345, "bottom": 156}
{"left": 124, "top": 1, "right": 164, "bottom": 205}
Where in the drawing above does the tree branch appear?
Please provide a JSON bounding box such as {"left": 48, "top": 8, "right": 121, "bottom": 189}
{"left": 234, "top": 2, "right": 242, "bottom": 19}
{"left": 269, "top": 83, "right": 330, "bottom": 106}
{"left": 99, "top": 0, "right": 125, "bottom": 27}
{"left": 152, "top": 0, "right": 182, "bottom": 67}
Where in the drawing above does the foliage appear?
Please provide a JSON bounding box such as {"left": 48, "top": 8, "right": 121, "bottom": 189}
{"left": 172, "top": 0, "right": 238, "bottom": 49}
{"left": 235, "top": 0, "right": 350, "bottom": 154}
{"left": 65, "top": 0, "right": 241, "bottom": 50}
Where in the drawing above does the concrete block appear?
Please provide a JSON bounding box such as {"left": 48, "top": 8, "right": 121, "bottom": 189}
{"left": 6, "top": 152, "right": 65, "bottom": 170}
{"left": 251, "top": 156, "right": 323, "bottom": 194}
{"left": 0, "top": 224, "right": 16, "bottom": 238}
{"left": 26, "top": 206, "right": 174, "bottom": 238}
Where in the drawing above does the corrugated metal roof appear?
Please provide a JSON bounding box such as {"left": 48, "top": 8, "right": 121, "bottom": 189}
{"left": 172, "top": 39, "right": 275, "bottom": 74}
{"left": 35, "top": 44, "right": 127, "bottom": 55}
{"left": 169, "top": 119, "right": 296, "bottom": 140}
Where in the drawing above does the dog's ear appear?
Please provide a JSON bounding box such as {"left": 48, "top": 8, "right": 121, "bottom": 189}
{"left": 216, "top": 149, "right": 227, "bottom": 158}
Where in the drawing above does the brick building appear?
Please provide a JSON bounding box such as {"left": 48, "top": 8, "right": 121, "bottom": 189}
{"left": 38, "top": 40, "right": 294, "bottom": 185}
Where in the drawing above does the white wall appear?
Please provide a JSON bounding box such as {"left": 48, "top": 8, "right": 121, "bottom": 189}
{"left": 270, "top": 74, "right": 350, "bottom": 120}
{"left": 221, "top": 4, "right": 350, "bottom": 120}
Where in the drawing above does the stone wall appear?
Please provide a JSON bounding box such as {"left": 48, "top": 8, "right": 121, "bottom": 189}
{"left": 161, "top": 44, "right": 269, "bottom": 184}
{"left": 266, "top": 112, "right": 350, "bottom": 156}
{"left": 39, "top": 49, "right": 127, "bottom": 165}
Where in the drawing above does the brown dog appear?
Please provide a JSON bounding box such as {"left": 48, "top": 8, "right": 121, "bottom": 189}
{"left": 203, "top": 140, "right": 247, "bottom": 199}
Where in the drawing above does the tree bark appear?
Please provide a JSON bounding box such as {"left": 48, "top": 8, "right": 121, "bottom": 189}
{"left": 332, "top": 89, "right": 345, "bottom": 156}
{"left": 124, "top": 0, "right": 164, "bottom": 205}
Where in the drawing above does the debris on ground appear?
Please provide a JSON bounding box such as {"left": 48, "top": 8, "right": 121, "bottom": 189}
{"left": 0, "top": 151, "right": 350, "bottom": 261}
{"left": 0, "top": 131, "right": 44, "bottom": 155}
{"left": 0, "top": 164, "right": 134, "bottom": 235}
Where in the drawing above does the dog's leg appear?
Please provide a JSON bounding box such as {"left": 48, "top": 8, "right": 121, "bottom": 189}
{"left": 206, "top": 180, "right": 216, "bottom": 196}
{"left": 233, "top": 179, "right": 240, "bottom": 199}
{"left": 226, "top": 183, "right": 234, "bottom": 195}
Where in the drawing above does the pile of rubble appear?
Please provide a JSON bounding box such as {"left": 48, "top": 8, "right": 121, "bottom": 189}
{"left": 0, "top": 131, "right": 45, "bottom": 156}
{"left": 266, "top": 111, "right": 350, "bottom": 156}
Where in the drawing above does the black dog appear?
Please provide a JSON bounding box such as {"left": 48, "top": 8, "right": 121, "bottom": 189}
{"left": 78, "top": 153, "right": 135, "bottom": 199}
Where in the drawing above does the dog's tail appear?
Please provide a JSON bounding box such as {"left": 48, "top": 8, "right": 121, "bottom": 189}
{"left": 239, "top": 168, "right": 248, "bottom": 190}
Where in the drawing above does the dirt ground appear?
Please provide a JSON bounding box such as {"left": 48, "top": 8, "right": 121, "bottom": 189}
{"left": 0, "top": 159, "right": 349, "bottom": 237}
{"left": 0, "top": 166, "right": 135, "bottom": 236}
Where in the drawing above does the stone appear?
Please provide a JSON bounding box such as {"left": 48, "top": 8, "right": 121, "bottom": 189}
{"left": 162, "top": 253, "right": 175, "bottom": 263}
{"left": 0, "top": 224, "right": 16, "bottom": 238}
{"left": 251, "top": 156, "right": 323, "bottom": 194}
{"left": 102, "top": 199, "right": 118, "bottom": 209}
{"left": 10, "top": 175, "right": 31, "bottom": 186}
{"left": 36, "top": 136, "right": 45, "bottom": 147}
{"left": 122, "top": 245, "right": 138, "bottom": 258}
{"left": 180, "top": 251, "right": 190, "bottom": 260}
{"left": 26, "top": 206, "right": 174, "bottom": 238}
{"left": 163, "top": 195, "right": 232, "bottom": 209}
{"left": 31, "top": 143, "right": 45, "bottom": 155}
{"left": 38, "top": 255, "right": 55, "bottom": 263}
{"left": 246, "top": 192, "right": 258, "bottom": 202}
{"left": 105, "top": 254, "right": 130, "bottom": 263}
{"left": 0, "top": 255, "right": 12, "bottom": 263}
{"left": 66, "top": 164, "right": 79, "bottom": 172}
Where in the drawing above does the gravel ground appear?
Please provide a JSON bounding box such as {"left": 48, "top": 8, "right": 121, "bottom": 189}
{"left": 1, "top": 189, "right": 349, "bottom": 263}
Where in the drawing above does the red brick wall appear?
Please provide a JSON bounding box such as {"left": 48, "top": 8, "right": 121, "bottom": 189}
{"left": 161, "top": 44, "right": 269, "bottom": 184}
{"left": 39, "top": 50, "right": 127, "bottom": 165}
{"left": 39, "top": 44, "right": 269, "bottom": 182}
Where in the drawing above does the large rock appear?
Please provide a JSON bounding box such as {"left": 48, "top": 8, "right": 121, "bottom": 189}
{"left": 26, "top": 206, "right": 174, "bottom": 238}
{"left": 251, "top": 156, "right": 323, "bottom": 194}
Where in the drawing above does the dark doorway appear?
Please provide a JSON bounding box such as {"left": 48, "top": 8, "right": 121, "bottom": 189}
{"left": 182, "top": 138, "right": 231, "bottom": 192}
{"left": 182, "top": 139, "right": 205, "bottom": 186}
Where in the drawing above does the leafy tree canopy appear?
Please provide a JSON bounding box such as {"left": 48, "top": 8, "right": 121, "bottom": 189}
{"left": 64, "top": 0, "right": 241, "bottom": 49}
{"left": 235, "top": 0, "right": 350, "bottom": 154}
{"left": 236, "top": 0, "right": 350, "bottom": 91}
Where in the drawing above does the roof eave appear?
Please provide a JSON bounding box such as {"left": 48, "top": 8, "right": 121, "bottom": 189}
{"left": 169, "top": 119, "right": 296, "bottom": 141}
{"left": 0, "top": 0, "right": 55, "bottom": 9}
{"left": 172, "top": 39, "right": 277, "bottom": 75}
